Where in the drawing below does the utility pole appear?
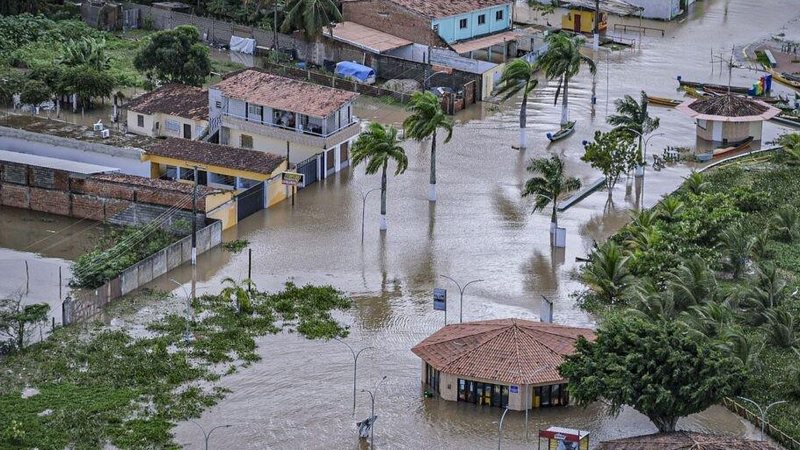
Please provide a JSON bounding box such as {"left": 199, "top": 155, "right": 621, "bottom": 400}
{"left": 191, "top": 166, "right": 198, "bottom": 323}
{"left": 593, "top": 0, "right": 601, "bottom": 51}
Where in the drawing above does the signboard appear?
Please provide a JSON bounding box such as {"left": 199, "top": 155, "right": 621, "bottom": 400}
{"left": 281, "top": 171, "right": 304, "bottom": 187}
{"left": 433, "top": 288, "right": 447, "bottom": 311}
{"left": 510, "top": 386, "right": 519, "bottom": 394}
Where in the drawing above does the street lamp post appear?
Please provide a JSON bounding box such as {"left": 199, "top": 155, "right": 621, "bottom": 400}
{"left": 189, "top": 420, "right": 232, "bottom": 450}
{"left": 362, "top": 376, "right": 388, "bottom": 449}
{"left": 334, "top": 338, "right": 374, "bottom": 416}
{"left": 496, "top": 406, "right": 511, "bottom": 450}
{"left": 737, "top": 396, "right": 787, "bottom": 441}
{"left": 169, "top": 278, "right": 194, "bottom": 344}
{"left": 627, "top": 131, "right": 665, "bottom": 177}
{"left": 440, "top": 275, "right": 484, "bottom": 323}
{"left": 361, "top": 188, "right": 381, "bottom": 244}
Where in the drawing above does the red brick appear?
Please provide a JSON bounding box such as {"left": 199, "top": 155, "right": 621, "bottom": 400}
{"left": 343, "top": 0, "right": 445, "bottom": 46}
{"left": 104, "top": 199, "right": 132, "bottom": 218}
{"left": 71, "top": 194, "right": 105, "bottom": 220}
{"left": 30, "top": 188, "right": 70, "bottom": 216}
{"left": 0, "top": 183, "right": 30, "bottom": 209}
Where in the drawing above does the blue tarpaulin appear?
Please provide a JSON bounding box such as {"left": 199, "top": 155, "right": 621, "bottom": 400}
{"left": 335, "top": 61, "right": 376, "bottom": 84}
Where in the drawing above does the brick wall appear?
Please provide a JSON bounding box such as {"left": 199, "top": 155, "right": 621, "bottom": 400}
{"left": 342, "top": 0, "right": 445, "bottom": 47}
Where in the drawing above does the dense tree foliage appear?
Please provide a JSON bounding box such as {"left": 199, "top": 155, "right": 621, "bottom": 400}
{"left": 581, "top": 130, "right": 638, "bottom": 199}
{"left": 133, "top": 25, "right": 212, "bottom": 86}
{"left": 0, "top": 294, "right": 50, "bottom": 354}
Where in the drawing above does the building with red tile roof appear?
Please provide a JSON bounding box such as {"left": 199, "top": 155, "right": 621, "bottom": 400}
{"left": 125, "top": 84, "right": 209, "bottom": 140}
{"left": 412, "top": 318, "right": 594, "bottom": 411}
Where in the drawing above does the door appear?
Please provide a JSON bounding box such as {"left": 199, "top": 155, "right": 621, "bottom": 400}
{"left": 574, "top": 14, "right": 582, "bottom": 33}
{"left": 237, "top": 182, "right": 265, "bottom": 221}
{"left": 183, "top": 123, "right": 192, "bottom": 139}
{"left": 340, "top": 141, "right": 349, "bottom": 164}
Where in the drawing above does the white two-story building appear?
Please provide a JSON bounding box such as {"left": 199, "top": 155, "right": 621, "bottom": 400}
{"left": 209, "top": 69, "right": 361, "bottom": 185}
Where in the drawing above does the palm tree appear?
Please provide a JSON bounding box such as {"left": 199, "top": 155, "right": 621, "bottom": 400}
{"left": 59, "top": 37, "right": 110, "bottom": 71}
{"left": 280, "top": 0, "right": 341, "bottom": 40}
{"left": 664, "top": 256, "right": 718, "bottom": 312}
{"left": 683, "top": 171, "right": 709, "bottom": 195}
{"left": 764, "top": 309, "right": 799, "bottom": 349}
{"left": 351, "top": 123, "right": 408, "bottom": 230}
{"left": 777, "top": 132, "right": 800, "bottom": 165}
{"left": 719, "top": 223, "right": 755, "bottom": 279}
{"left": 495, "top": 58, "right": 538, "bottom": 149}
{"left": 403, "top": 91, "right": 453, "bottom": 202}
{"left": 607, "top": 91, "right": 660, "bottom": 171}
{"left": 537, "top": 33, "right": 596, "bottom": 126}
{"left": 657, "top": 197, "right": 685, "bottom": 222}
{"left": 771, "top": 205, "right": 799, "bottom": 242}
{"left": 582, "top": 241, "right": 633, "bottom": 306}
{"left": 521, "top": 155, "right": 581, "bottom": 234}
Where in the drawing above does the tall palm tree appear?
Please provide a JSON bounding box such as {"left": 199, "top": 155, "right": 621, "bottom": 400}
{"left": 607, "top": 91, "right": 660, "bottom": 171}
{"left": 280, "top": 0, "right": 341, "bottom": 40}
{"left": 403, "top": 91, "right": 453, "bottom": 202}
{"left": 351, "top": 123, "right": 408, "bottom": 230}
{"left": 521, "top": 155, "right": 581, "bottom": 234}
{"left": 537, "top": 33, "right": 596, "bottom": 126}
{"left": 495, "top": 58, "right": 538, "bottom": 149}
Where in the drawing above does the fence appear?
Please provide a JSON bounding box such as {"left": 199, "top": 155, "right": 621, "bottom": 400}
{"left": 65, "top": 220, "right": 222, "bottom": 324}
{"left": 722, "top": 397, "right": 800, "bottom": 449}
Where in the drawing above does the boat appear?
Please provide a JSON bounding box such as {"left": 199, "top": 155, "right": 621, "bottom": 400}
{"left": 645, "top": 94, "right": 682, "bottom": 107}
{"left": 678, "top": 79, "right": 752, "bottom": 95}
{"left": 771, "top": 114, "right": 800, "bottom": 128}
{"left": 701, "top": 84, "right": 781, "bottom": 103}
{"left": 546, "top": 121, "right": 576, "bottom": 142}
{"left": 712, "top": 136, "right": 754, "bottom": 157}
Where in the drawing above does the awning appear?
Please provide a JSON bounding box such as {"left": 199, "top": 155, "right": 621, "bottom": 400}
{"left": 450, "top": 30, "right": 520, "bottom": 55}
{"left": 328, "top": 22, "right": 412, "bottom": 54}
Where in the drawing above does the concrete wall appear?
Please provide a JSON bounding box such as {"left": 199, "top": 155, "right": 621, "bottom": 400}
{"left": 126, "top": 111, "right": 209, "bottom": 140}
{"left": 624, "top": 0, "right": 680, "bottom": 20}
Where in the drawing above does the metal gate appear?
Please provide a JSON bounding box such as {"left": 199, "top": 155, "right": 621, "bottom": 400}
{"left": 296, "top": 154, "right": 319, "bottom": 188}
{"left": 237, "top": 182, "right": 265, "bottom": 221}
{"left": 123, "top": 8, "right": 140, "bottom": 30}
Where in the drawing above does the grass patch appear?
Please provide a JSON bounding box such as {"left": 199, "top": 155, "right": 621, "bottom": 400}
{"left": 0, "top": 282, "right": 350, "bottom": 449}
{"left": 222, "top": 239, "right": 249, "bottom": 253}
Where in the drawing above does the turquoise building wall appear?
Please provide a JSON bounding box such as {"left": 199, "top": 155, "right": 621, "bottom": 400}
{"left": 432, "top": 4, "right": 511, "bottom": 44}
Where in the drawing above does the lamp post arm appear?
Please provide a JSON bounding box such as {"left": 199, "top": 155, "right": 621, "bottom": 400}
{"left": 440, "top": 275, "right": 462, "bottom": 292}
{"left": 737, "top": 396, "right": 764, "bottom": 416}
{"left": 462, "top": 279, "right": 484, "bottom": 293}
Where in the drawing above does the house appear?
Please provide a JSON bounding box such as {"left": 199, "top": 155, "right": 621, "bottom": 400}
{"left": 125, "top": 84, "right": 209, "bottom": 140}
{"left": 411, "top": 318, "right": 595, "bottom": 411}
{"left": 561, "top": 8, "right": 607, "bottom": 34}
{"left": 209, "top": 69, "right": 360, "bottom": 185}
{"left": 676, "top": 94, "right": 780, "bottom": 144}
{"left": 142, "top": 138, "right": 288, "bottom": 228}
{"left": 342, "top": 0, "right": 513, "bottom": 47}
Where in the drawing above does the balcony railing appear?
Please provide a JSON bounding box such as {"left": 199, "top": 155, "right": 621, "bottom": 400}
{"left": 222, "top": 113, "right": 361, "bottom": 148}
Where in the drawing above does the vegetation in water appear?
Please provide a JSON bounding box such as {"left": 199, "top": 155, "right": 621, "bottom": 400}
{"left": 574, "top": 137, "right": 800, "bottom": 442}
{"left": 222, "top": 239, "right": 249, "bottom": 253}
{"left": 0, "top": 282, "right": 351, "bottom": 449}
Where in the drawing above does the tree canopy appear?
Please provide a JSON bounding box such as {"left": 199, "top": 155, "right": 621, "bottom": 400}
{"left": 559, "top": 315, "right": 744, "bottom": 433}
{"left": 134, "top": 25, "right": 211, "bottom": 86}
{"left": 582, "top": 130, "right": 638, "bottom": 198}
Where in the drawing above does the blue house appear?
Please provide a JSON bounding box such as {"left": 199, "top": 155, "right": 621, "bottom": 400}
{"left": 432, "top": 4, "right": 511, "bottom": 44}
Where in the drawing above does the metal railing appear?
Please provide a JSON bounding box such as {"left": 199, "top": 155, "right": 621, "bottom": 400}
{"left": 613, "top": 23, "right": 666, "bottom": 36}
{"left": 722, "top": 397, "right": 800, "bottom": 449}
{"left": 221, "top": 111, "right": 356, "bottom": 138}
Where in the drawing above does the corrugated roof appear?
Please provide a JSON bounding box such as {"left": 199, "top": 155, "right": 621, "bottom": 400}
{"left": 125, "top": 84, "right": 209, "bottom": 121}
{"left": 411, "top": 318, "right": 594, "bottom": 385}
{"left": 329, "top": 22, "right": 412, "bottom": 53}
{"left": 597, "top": 432, "right": 780, "bottom": 450}
{"left": 343, "top": 0, "right": 511, "bottom": 19}
{"left": 213, "top": 69, "right": 358, "bottom": 118}
{"left": 145, "top": 138, "right": 285, "bottom": 176}
{"left": 0, "top": 149, "right": 119, "bottom": 175}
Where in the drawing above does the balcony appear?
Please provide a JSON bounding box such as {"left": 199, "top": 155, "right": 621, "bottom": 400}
{"left": 222, "top": 113, "right": 361, "bottom": 148}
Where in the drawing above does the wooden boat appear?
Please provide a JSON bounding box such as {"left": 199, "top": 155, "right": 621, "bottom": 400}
{"left": 645, "top": 94, "right": 682, "bottom": 107}
{"left": 712, "top": 136, "right": 754, "bottom": 157}
{"left": 678, "top": 79, "right": 751, "bottom": 95}
{"left": 547, "top": 121, "right": 576, "bottom": 142}
{"left": 771, "top": 114, "right": 800, "bottom": 129}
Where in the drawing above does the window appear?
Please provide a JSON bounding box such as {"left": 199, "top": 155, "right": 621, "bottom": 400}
{"left": 496, "top": 10, "right": 504, "bottom": 21}
{"left": 165, "top": 119, "right": 180, "bottom": 133}
{"left": 478, "top": 14, "right": 486, "bottom": 25}
{"left": 215, "top": 100, "right": 222, "bottom": 109}
{"left": 240, "top": 134, "right": 253, "bottom": 149}
{"left": 137, "top": 114, "right": 144, "bottom": 128}
{"left": 433, "top": 23, "right": 439, "bottom": 33}
{"left": 459, "top": 18, "right": 468, "bottom": 29}
{"left": 247, "top": 104, "right": 263, "bottom": 118}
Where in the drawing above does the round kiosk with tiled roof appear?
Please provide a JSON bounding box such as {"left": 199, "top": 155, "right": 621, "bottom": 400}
{"left": 411, "top": 318, "right": 595, "bottom": 411}
{"left": 675, "top": 94, "right": 781, "bottom": 144}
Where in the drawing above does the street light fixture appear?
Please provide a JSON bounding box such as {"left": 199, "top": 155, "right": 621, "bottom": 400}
{"left": 169, "top": 278, "right": 195, "bottom": 344}
{"left": 333, "top": 337, "right": 374, "bottom": 416}
{"left": 440, "top": 275, "right": 484, "bottom": 323}
{"left": 737, "top": 396, "right": 788, "bottom": 441}
{"left": 361, "top": 188, "right": 381, "bottom": 244}
{"left": 361, "top": 375, "right": 388, "bottom": 449}
{"left": 627, "top": 130, "right": 665, "bottom": 177}
{"left": 189, "top": 420, "right": 232, "bottom": 450}
{"left": 496, "top": 406, "right": 511, "bottom": 450}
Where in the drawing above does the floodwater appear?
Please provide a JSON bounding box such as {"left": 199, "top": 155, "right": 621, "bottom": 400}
{"left": 159, "top": 1, "right": 799, "bottom": 448}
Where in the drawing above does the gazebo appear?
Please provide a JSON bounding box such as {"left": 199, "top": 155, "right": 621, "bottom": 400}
{"left": 597, "top": 432, "right": 780, "bottom": 450}
{"left": 411, "top": 318, "right": 594, "bottom": 411}
{"left": 676, "top": 94, "right": 780, "bottom": 144}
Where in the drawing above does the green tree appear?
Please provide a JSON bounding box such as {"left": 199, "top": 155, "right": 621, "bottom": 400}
{"left": 777, "top": 132, "right": 800, "bottom": 166}
{"left": 581, "top": 130, "right": 638, "bottom": 199}
{"left": 57, "top": 65, "right": 115, "bottom": 110}
{"left": 220, "top": 277, "right": 256, "bottom": 314}
{"left": 133, "top": 25, "right": 211, "bottom": 86}
{"left": 0, "top": 293, "right": 50, "bottom": 353}
{"left": 0, "top": 69, "right": 25, "bottom": 105}
{"left": 607, "top": 91, "right": 660, "bottom": 170}
{"left": 280, "top": 0, "right": 342, "bottom": 40}
{"left": 560, "top": 315, "right": 744, "bottom": 433}
{"left": 19, "top": 79, "right": 50, "bottom": 112}
{"left": 59, "top": 37, "right": 110, "bottom": 71}
{"left": 537, "top": 33, "right": 596, "bottom": 126}
{"left": 521, "top": 155, "right": 581, "bottom": 234}
{"left": 403, "top": 91, "right": 453, "bottom": 202}
{"left": 351, "top": 123, "right": 408, "bottom": 231}
{"left": 495, "top": 58, "right": 538, "bottom": 149}
{"left": 581, "top": 241, "right": 633, "bottom": 307}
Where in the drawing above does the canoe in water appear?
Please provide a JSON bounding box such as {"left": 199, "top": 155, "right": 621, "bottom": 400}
{"left": 547, "top": 121, "right": 576, "bottom": 142}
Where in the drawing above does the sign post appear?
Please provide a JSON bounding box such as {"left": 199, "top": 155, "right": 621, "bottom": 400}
{"left": 433, "top": 288, "right": 447, "bottom": 325}
{"left": 281, "top": 172, "right": 304, "bottom": 206}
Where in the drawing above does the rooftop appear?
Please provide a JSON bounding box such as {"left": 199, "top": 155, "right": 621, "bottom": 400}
{"left": 329, "top": 22, "right": 412, "bottom": 53}
{"left": 0, "top": 114, "right": 152, "bottom": 149}
{"left": 90, "top": 172, "right": 218, "bottom": 196}
{"left": 344, "top": 0, "right": 510, "bottom": 19}
{"left": 125, "top": 84, "right": 209, "bottom": 122}
{"left": 145, "top": 138, "right": 285, "bottom": 175}
{"left": 677, "top": 94, "right": 781, "bottom": 122}
{"left": 411, "top": 318, "right": 595, "bottom": 385}
{"left": 213, "top": 69, "right": 359, "bottom": 118}
{"left": 597, "top": 432, "right": 780, "bottom": 450}
{"left": 0, "top": 149, "right": 119, "bottom": 176}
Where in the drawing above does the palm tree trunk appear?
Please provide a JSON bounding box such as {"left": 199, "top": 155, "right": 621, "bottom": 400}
{"left": 380, "top": 161, "right": 388, "bottom": 230}
{"left": 519, "top": 91, "right": 528, "bottom": 150}
{"left": 561, "top": 77, "right": 570, "bottom": 126}
{"left": 429, "top": 131, "right": 437, "bottom": 201}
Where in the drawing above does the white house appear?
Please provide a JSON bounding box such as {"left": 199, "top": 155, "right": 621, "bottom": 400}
{"left": 125, "top": 84, "right": 209, "bottom": 140}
